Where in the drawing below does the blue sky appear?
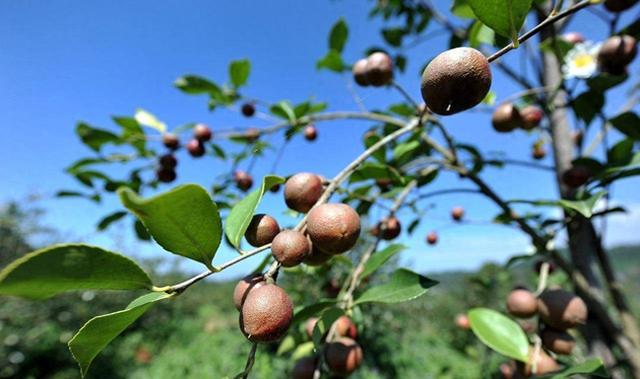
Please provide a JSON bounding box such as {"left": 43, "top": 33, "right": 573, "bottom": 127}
{"left": 1, "top": 1, "right": 638, "bottom": 281}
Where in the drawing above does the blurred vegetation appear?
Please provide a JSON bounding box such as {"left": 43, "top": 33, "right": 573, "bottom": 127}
{"left": 1, "top": 203, "right": 638, "bottom": 379}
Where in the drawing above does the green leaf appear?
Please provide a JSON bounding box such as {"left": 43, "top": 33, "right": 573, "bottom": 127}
{"left": 118, "top": 185, "right": 222, "bottom": 267}
{"left": 224, "top": 175, "right": 285, "bottom": 248}
{"left": 134, "top": 109, "right": 167, "bottom": 133}
{"left": 316, "top": 50, "right": 346, "bottom": 72}
{"left": 468, "top": 308, "right": 529, "bottom": 362}
{"left": 607, "top": 138, "right": 634, "bottom": 167}
{"left": 557, "top": 191, "right": 606, "bottom": 218}
{"left": 113, "top": 116, "right": 147, "bottom": 154}
{"left": 69, "top": 292, "right": 172, "bottom": 377}
{"left": 0, "top": 244, "right": 152, "bottom": 299}
{"left": 354, "top": 268, "right": 438, "bottom": 304}
{"left": 229, "top": 59, "right": 251, "bottom": 88}
{"left": 174, "top": 75, "right": 222, "bottom": 96}
{"left": 468, "top": 21, "right": 495, "bottom": 47}
{"left": 467, "top": 0, "right": 533, "bottom": 40}
{"left": 573, "top": 91, "right": 605, "bottom": 126}
{"left": 364, "top": 132, "right": 386, "bottom": 163}
{"left": 270, "top": 101, "right": 297, "bottom": 122}
{"left": 587, "top": 73, "right": 628, "bottom": 92}
{"left": 609, "top": 112, "right": 640, "bottom": 140}
{"left": 312, "top": 307, "right": 344, "bottom": 347}
{"left": 76, "top": 123, "right": 121, "bottom": 152}
{"left": 452, "top": 0, "right": 476, "bottom": 18}
{"left": 293, "top": 300, "right": 338, "bottom": 324}
{"left": 541, "top": 358, "right": 608, "bottom": 378}
{"left": 329, "top": 18, "right": 348, "bottom": 52}
{"left": 134, "top": 219, "right": 151, "bottom": 241}
{"left": 97, "top": 211, "right": 128, "bottom": 231}
{"left": 393, "top": 140, "right": 421, "bottom": 165}
{"left": 360, "top": 244, "right": 407, "bottom": 281}
{"left": 382, "top": 27, "right": 405, "bottom": 47}
{"left": 349, "top": 162, "right": 404, "bottom": 185}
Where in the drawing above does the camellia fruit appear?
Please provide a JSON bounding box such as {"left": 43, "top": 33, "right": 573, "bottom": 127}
{"left": 306, "top": 203, "right": 361, "bottom": 254}
{"left": 239, "top": 283, "right": 293, "bottom": 343}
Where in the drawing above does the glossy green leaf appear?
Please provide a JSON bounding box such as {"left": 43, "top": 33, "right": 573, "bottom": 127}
{"left": 468, "top": 21, "right": 495, "bottom": 47}
{"left": 312, "top": 307, "right": 344, "bottom": 347}
{"left": 573, "top": 90, "right": 605, "bottom": 126}
{"left": 229, "top": 59, "right": 250, "bottom": 88}
{"left": 0, "top": 244, "right": 152, "bottom": 299}
{"left": 133, "top": 219, "right": 151, "bottom": 241}
{"left": 360, "top": 244, "right": 407, "bottom": 280}
{"left": 587, "top": 73, "right": 627, "bottom": 92}
{"left": 97, "top": 211, "right": 128, "bottom": 231}
{"left": 293, "top": 299, "right": 338, "bottom": 324}
{"left": 75, "top": 123, "right": 121, "bottom": 152}
{"left": 354, "top": 268, "right": 437, "bottom": 304}
{"left": 119, "top": 185, "right": 222, "bottom": 267}
{"left": 69, "top": 292, "right": 172, "bottom": 377}
{"left": 393, "top": 140, "right": 421, "bottom": 165}
{"left": 174, "top": 75, "right": 222, "bottom": 95}
{"left": 316, "top": 50, "right": 346, "bottom": 72}
{"left": 113, "top": 116, "right": 147, "bottom": 154}
{"left": 224, "top": 175, "right": 285, "bottom": 248}
{"left": 329, "top": 18, "right": 348, "bottom": 52}
{"left": 557, "top": 191, "right": 606, "bottom": 218}
{"left": 270, "top": 101, "right": 297, "bottom": 122}
{"left": 134, "top": 109, "right": 166, "bottom": 133}
{"left": 467, "top": 0, "right": 533, "bottom": 40}
{"left": 610, "top": 112, "right": 640, "bottom": 140}
{"left": 382, "top": 27, "right": 405, "bottom": 47}
{"left": 468, "top": 308, "right": 529, "bottom": 362}
{"left": 541, "top": 358, "right": 608, "bottom": 378}
{"left": 452, "top": 0, "right": 476, "bottom": 18}
{"left": 607, "top": 138, "right": 634, "bottom": 167}
{"left": 349, "top": 162, "right": 404, "bottom": 185}
{"left": 364, "top": 132, "right": 386, "bottom": 163}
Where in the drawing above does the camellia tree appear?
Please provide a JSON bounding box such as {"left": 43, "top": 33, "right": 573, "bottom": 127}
{"left": 1, "top": 0, "right": 639, "bottom": 378}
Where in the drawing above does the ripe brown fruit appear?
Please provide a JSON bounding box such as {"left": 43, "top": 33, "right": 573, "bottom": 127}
{"left": 303, "top": 245, "right": 333, "bottom": 266}
{"left": 451, "top": 206, "right": 465, "bottom": 222}
{"left": 541, "top": 328, "right": 576, "bottom": 355}
{"left": 532, "top": 145, "right": 546, "bottom": 160}
{"left": 426, "top": 231, "right": 438, "bottom": 245}
{"left": 239, "top": 283, "right": 293, "bottom": 343}
{"left": 241, "top": 103, "right": 256, "bottom": 117}
{"left": 193, "top": 123, "right": 212, "bottom": 142}
{"left": 156, "top": 168, "right": 176, "bottom": 183}
{"left": 538, "top": 289, "right": 588, "bottom": 330}
{"left": 334, "top": 316, "right": 358, "bottom": 339}
{"left": 159, "top": 154, "right": 177, "bottom": 169}
{"left": 520, "top": 106, "right": 543, "bottom": 130}
{"left": 186, "top": 139, "right": 205, "bottom": 157}
{"left": 352, "top": 58, "right": 370, "bottom": 87}
{"left": 421, "top": 47, "right": 491, "bottom": 115}
{"left": 563, "top": 32, "right": 585, "bottom": 44}
{"left": 324, "top": 337, "right": 363, "bottom": 376}
{"left": 233, "top": 273, "right": 266, "bottom": 311}
{"left": 598, "top": 35, "right": 638, "bottom": 75}
{"left": 304, "top": 125, "right": 318, "bottom": 141}
{"left": 234, "top": 171, "right": 253, "bottom": 192}
{"left": 372, "top": 216, "right": 401, "bottom": 240}
{"left": 284, "top": 173, "right": 323, "bottom": 213}
{"left": 506, "top": 289, "right": 538, "bottom": 318}
{"left": 305, "top": 317, "right": 319, "bottom": 339}
{"left": 561, "top": 166, "right": 591, "bottom": 188}
{"left": 517, "top": 348, "right": 560, "bottom": 376}
{"left": 162, "top": 133, "right": 180, "bottom": 150}
{"left": 455, "top": 313, "right": 470, "bottom": 330}
{"left": 291, "top": 356, "right": 317, "bottom": 379}
{"left": 306, "top": 203, "right": 361, "bottom": 254}
{"left": 365, "top": 52, "right": 393, "bottom": 87}
{"left": 271, "top": 230, "right": 311, "bottom": 267}
{"left": 245, "top": 214, "right": 280, "bottom": 247}
{"left": 492, "top": 103, "right": 523, "bottom": 133}
{"left": 604, "top": 0, "right": 638, "bottom": 12}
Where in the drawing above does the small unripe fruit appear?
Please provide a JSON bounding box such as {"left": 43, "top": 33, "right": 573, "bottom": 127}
{"left": 421, "top": 47, "right": 491, "bottom": 115}
{"left": 538, "top": 289, "right": 588, "bottom": 330}
{"left": 162, "top": 133, "right": 180, "bottom": 150}
{"left": 291, "top": 356, "right": 317, "bottom": 379}
{"left": 271, "top": 230, "right": 311, "bottom": 267}
{"left": 241, "top": 102, "right": 256, "bottom": 117}
{"left": 372, "top": 216, "right": 401, "bottom": 240}
{"left": 451, "top": 206, "right": 464, "bottom": 221}
{"left": 233, "top": 273, "right": 266, "bottom": 311}
{"left": 492, "top": 103, "right": 522, "bottom": 133}
{"left": 334, "top": 316, "right": 358, "bottom": 339}
{"left": 245, "top": 127, "right": 261, "bottom": 143}
{"left": 499, "top": 362, "right": 515, "bottom": 379}
{"left": 325, "top": 337, "right": 363, "bottom": 376}
{"left": 563, "top": 32, "right": 585, "bottom": 44}
{"left": 303, "top": 245, "right": 333, "bottom": 266}
{"left": 426, "top": 231, "right": 438, "bottom": 245}
{"left": 240, "top": 283, "right": 293, "bottom": 343}
{"left": 304, "top": 125, "right": 318, "bottom": 141}
{"left": 306, "top": 203, "right": 361, "bottom": 254}
{"left": 194, "top": 123, "right": 212, "bottom": 142}
{"left": 562, "top": 166, "right": 591, "bottom": 188}
{"left": 159, "top": 153, "right": 177, "bottom": 169}
{"left": 506, "top": 289, "right": 538, "bottom": 318}
{"left": 365, "top": 52, "right": 393, "bottom": 87}
{"left": 284, "top": 173, "right": 323, "bottom": 213}
{"left": 245, "top": 214, "right": 280, "bottom": 247}
{"left": 234, "top": 171, "right": 253, "bottom": 192}
{"left": 532, "top": 145, "right": 546, "bottom": 160}
{"left": 520, "top": 106, "right": 543, "bottom": 130}
{"left": 541, "top": 328, "right": 576, "bottom": 355}
{"left": 186, "top": 139, "right": 205, "bottom": 157}
{"left": 517, "top": 348, "right": 560, "bottom": 376}
{"left": 352, "top": 58, "right": 370, "bottom": 87}
{"left": 598, "top": 35, "right": 638, "bottom": 75}
{"left": 455, "top": 313, "right": 470, "bottom": 330}
{"left": 305, "top": 317, "right": 319, "bottom": 339}
{"left": 604, "top": 0, "right": 638, "bottom": 12}
{"left": 156, "top": 167, "right": 176, "bottom": 183}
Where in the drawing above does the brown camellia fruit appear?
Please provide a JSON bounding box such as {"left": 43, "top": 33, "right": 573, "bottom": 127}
{"left": 421, "top": 47, "right": 491, "bottom": 115}
{"left": 520, "top": 105, "right": 543, "bottom": 130}
{"left": 506, "top": 289, "right": 538, "bottom": 318}
{"left": 562, "top": 166, "right": 591, "bottom": 188}
{"left": 541, "top": 328, "right": 576, "bottom": 355}
{"left": 245, "top": 214, "right": 280, "bottom": 247}
{"left": 517, "top": 348, "right": 560, "bottom": 376}
{"left": 193, "top": 123, "right": 212, "bottom": 142}
{"left": 455, "top": 313, "right": 470, "bottom": 330}
{"left": 306, "top": 203, "right": 361, "bottom": 254}
{"left": 451, "top": 206, "right": 464, "bottom": 221}
{"left": 334, "top": 316, "right": 358, "bottom": 339}
{"left": 233, "top": 273, "right": 266, "bottom": 311}
{"left": 426, "top": 231, "right": 438, "bottom": 245}
{"left": 240, "top": 283, "right": 293, "bottom": 343}
{"left": 604, "top": 0, "right": 639, "bottom": 12}
{"left": 325, "top": 337, "right": 363, "bottom": 377}
{"left": 598, "top": 35, "right": 638, "bottom": 75}
{"left": 284, "top": 173, "right": 324, "bottom": 213}
{"left": 271, "top": 230, "right": 311, "bottom": 267}
{"left": 532, "top": 144, "right": 546, "bottom": 160}
{"left": 538, "top": 289, "right": 588, "bottom": 330}
{"left": 234, "top": 170, "right": 253, "bottom": 192}
{"left": 156, "top": 168, "right": 176, "bottom": 183}
{"left": 304, "top": 125, "right": 318, "bottom": 141}
{"left": 305, "top": 317, "right": 319, "bottom": 339}
{"left": 162, "top": 133, "right": 180, "bottom": 150}
{"left": 291, "top": 356, "right": 317, "bottom": 379}
{"left": 241, "top": 102, "right": 256, "bottom": 117}
{"left": 492, "top": 103, "right": 523, "bottom": 133}
{"left": 352, "top": 58, "right": 370, "bottom": 87}
{"left": 365, "top": 51, "right": 393, "bottom": 87}
{"left": 186, "top": 139, "right": 205, "bottom": 157}
{"left": 303, "top": 245, "right": 333, "bottom": 266}
{"left": 372, "top": 216, "right": 401, "bottom": 240}
{"left": 159, "top": 154, "right": 177, "bottom": 169}
{"left": 563, "top": 32, "right": 585, "bottom": 44}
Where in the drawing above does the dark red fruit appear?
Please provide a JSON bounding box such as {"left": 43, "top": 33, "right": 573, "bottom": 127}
{"left": 159, "top": 154, "right": 177, "bottom": 169}
{"left": 538, "top": 289, "right": 588, "bottom": 330}
{"left": 451, "top": 206, "right": 464, "bottom": 221}
{"left": 186, "top": 139, "right": 205, "bottom": 157}
{"left": 241, "top": 103, "right": 256, "bottom": 117}
{"left": 506, "top": 289, "right": 538, "bottom": 318}
{"left": 334, "top": 316, "right": 358, "bottom": 339}
{"left": 561, "top": 166, "right": 591, "bottom": 188}
{"left": 193, "top": 123, "right": 212, "bottom": 142}
{"left": 426, "top": 231, "right": 438, "bottom": 245}
{"left": 291, "top": 356, "right": 317, "bottom": 379}
{"left": 365, "top": 52, "right": 394, "bottom": 87}
{"left": 284, "top": 173, "right": 323, "bottom": 213}
{"left": 598, "top": 35, "right": 638, "bottom": 75}
{"left": 352, "top": 58, "right": 370, "bottom": 87}
{"left": 306, "top": 203, "right": 361, "bottom": 254}
{"left": 162, "top": 133, "right": 180, "bottom": 150}
{"left": 239, "top": 283, "right": 293, "bottom": 343}
{"left": 324, "top": 337, "right": 363, "bottom": 376}
{"left": 271, "top": 230, "right": 311, "bottom": 267}
{"left": 233, "top": 273, "right": 266, "bottom": 311}
{"left": 492, "top": 103, "right": 522, "bottom": 133}
{"left": 234, "top": 171, "right": 253, "bottom": 192}
{"left": 541, "top": 328, "right": 576, "bottom": 355}
{"left": 156, "top": 168, "right": 176, "bottom": 183}
{"left": 245, "top": 214, "right": 280, "bottom": 247}
{"left": 372, "top": 216, "right": 401, "bottom": 240}
{"left": 520, "top": 106, "right": 543, "bottom": 130}
{"left": 304, "top": 125, "right": 317, "bottom": 141}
